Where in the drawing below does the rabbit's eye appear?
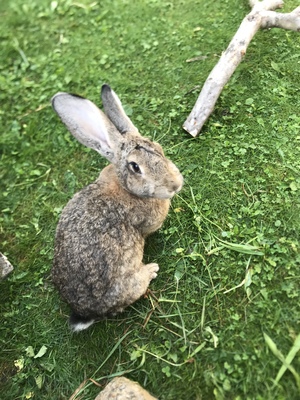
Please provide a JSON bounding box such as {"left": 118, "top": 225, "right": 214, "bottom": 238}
{"left": 129, "top": 162, "right": 141, "bottom": 174}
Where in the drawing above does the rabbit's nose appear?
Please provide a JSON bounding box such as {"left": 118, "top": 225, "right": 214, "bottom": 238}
{"left": 172, "top": 180, "right": 183, "bottom": 193}
{"left": 174, "top": 175, "right": 184, "bottom": 193}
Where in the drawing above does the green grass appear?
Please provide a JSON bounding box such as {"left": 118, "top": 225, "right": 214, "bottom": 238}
{"left": 1, "top": 0, "right": 300, "bottom": 399}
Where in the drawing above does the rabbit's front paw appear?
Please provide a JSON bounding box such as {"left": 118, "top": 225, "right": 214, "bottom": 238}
{"left": 145, "top": 263, "right": 159, "bottom": 280}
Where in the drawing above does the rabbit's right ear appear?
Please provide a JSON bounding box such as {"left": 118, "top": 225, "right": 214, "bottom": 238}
{"left": 52, "top": 93, "right": 120, "bottom": 163}
{"left": 101, "top": 84, "right": 140, "bottom": 136}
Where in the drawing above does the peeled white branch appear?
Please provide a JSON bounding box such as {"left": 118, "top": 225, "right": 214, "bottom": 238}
{"left": 0, "top": 252, "right": 14, "bottom": 280}
{"left": 183, "top": 0, "right": 300, "bottom": 137}
{"left": 261, "top": 7, "right": 300, "bottom": 29}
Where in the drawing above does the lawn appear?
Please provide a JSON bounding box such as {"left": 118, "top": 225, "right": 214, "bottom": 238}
{"left": 0, "top": 0, "right": 300, "bottom": 399}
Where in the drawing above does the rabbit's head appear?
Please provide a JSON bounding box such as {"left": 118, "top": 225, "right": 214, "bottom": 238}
{"left": 52, "top": 84, "right": 183, "bottom": 199}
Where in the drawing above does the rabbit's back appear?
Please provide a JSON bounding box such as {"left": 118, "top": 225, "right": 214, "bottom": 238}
{"left": 53, "top": 184, "right": 144, "bottom": 316}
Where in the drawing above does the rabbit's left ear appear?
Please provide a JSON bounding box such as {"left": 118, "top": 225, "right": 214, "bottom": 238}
{"left": 52, "top": 92, "right": 121, "bottom": 163}
{"left": 101, "top": 84, "right": 140, "bottom": 136}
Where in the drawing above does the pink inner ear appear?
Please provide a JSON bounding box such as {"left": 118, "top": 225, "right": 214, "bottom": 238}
{"left": 73, "top": 100, "right": 111, "bottom": 147}
{"left": 54, "top": 94, "right": 112, "bottom": 150}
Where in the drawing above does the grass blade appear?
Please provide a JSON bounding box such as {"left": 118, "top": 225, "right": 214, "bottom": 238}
{"left": 216, "top": 238, "right": 264, "bottom": 255}
{"left": 70, "top": 330, "right": 133, "bottom": 399}
{"left": 263, "top": 332, "right": 300, "bottom": 390}
{"left": 275, "top": 333, "right": 300, "bottom": 386}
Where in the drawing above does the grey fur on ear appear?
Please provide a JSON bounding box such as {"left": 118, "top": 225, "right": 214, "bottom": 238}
{"left": 101, "top": 84, "right": 139, "bottom": 135}
{"left": 52, "top": 92, "right": 119, "bottom": 163}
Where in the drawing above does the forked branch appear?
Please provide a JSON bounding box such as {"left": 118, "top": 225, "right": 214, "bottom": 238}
{"left": 183, "top": 0, "right": 300, "bottom": 137}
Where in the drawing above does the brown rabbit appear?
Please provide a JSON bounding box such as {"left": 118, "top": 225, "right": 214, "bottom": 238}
{"left": 52, "top": 84, "right": 183, "bottom": 331}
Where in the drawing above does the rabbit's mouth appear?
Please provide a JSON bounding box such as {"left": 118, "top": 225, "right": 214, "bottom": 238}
{"left": 159, "top": 176, "right": 183, "bottom": 199}
{"left": 152, "top": 185, "right": 183, "bottom": 200}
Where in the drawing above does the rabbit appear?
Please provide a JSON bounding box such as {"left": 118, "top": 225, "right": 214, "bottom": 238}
{"left": 51, "top": 84, "right": 183, "bottom": 332}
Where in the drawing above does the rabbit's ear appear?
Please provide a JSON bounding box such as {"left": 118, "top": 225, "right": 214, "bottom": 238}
{"left": 52, "top": 92, "right": 120, "bottom": 163}
{"left": 101, "top": 84, "right": 140, "bottom": 136}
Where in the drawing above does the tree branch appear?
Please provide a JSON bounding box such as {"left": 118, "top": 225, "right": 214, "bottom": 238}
{"left": 261, "top": 7, "right": 300, "bottom": 30}
{"left": 183, "top": 0, "right": 300, "bottom": 137}
{"left": 0, "top": 252, "right": 14, "bottom": 280}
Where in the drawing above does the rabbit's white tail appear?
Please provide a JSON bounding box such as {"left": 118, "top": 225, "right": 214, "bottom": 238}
{"left": 69, "top": 312, "right": 95, "bottom": 332}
